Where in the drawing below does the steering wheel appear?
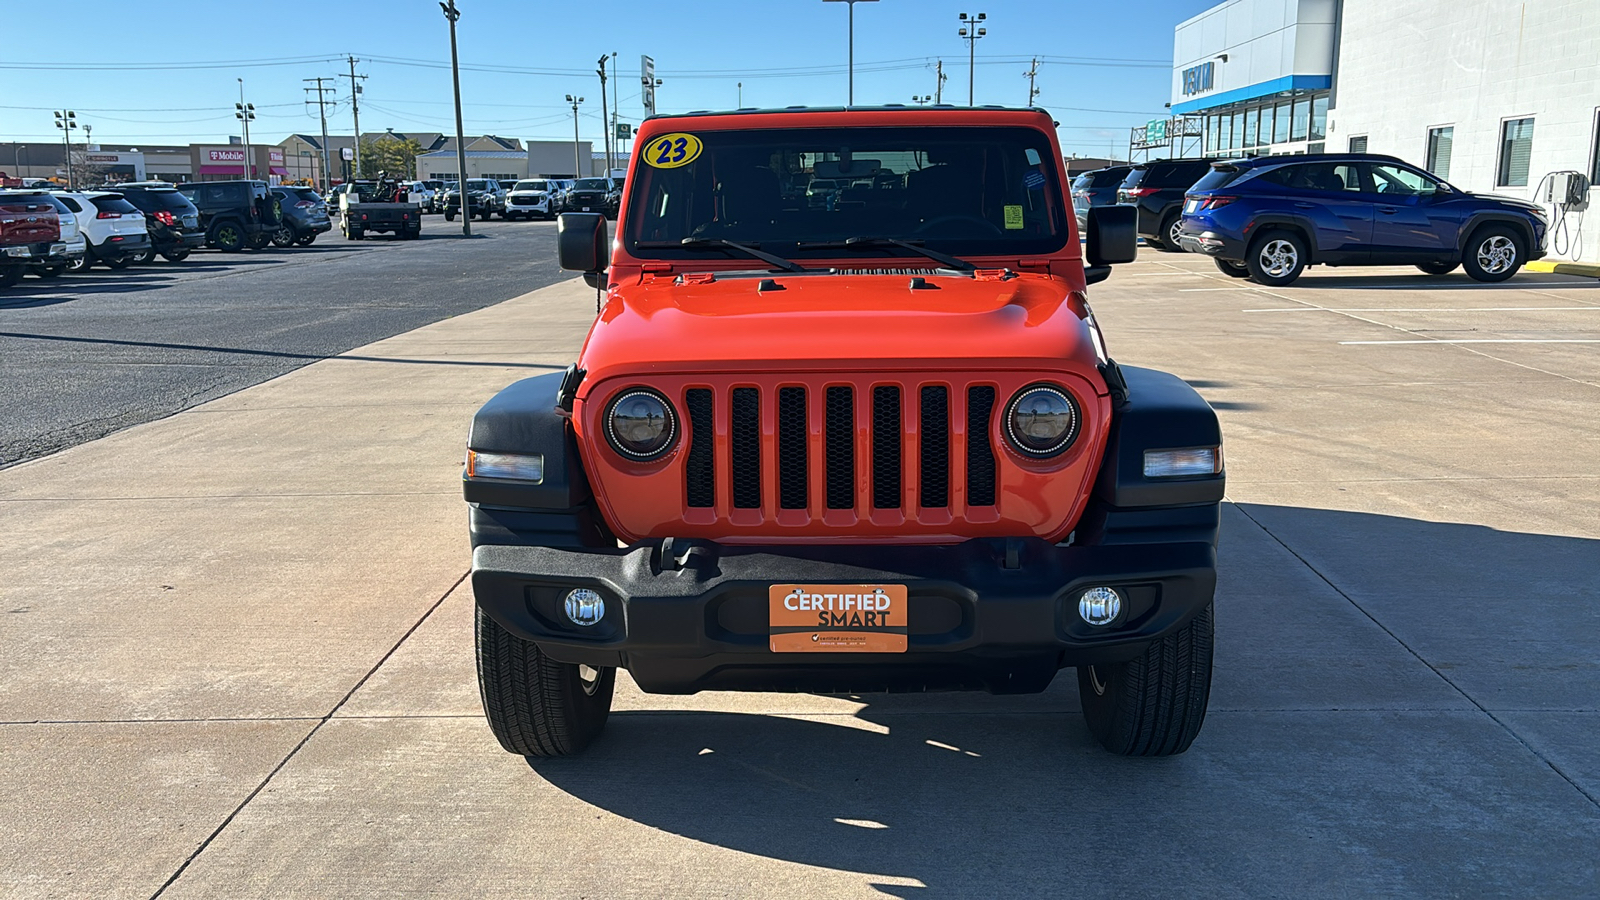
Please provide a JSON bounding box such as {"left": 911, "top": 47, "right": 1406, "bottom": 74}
{"left": 915, "top": 214, "right": 1004, "bottom": 237}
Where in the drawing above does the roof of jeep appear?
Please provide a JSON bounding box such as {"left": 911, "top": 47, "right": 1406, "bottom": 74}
{"left": 645, "top": 104, "right": 1049, "bottom": 121}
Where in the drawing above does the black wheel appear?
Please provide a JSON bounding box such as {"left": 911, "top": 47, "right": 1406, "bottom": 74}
{"left": 296, "top": 234, "right": 316, "bottom": 246}
{"left": 1215, "top": 259, "right": 1250, "bottom": 279}
{"left": 68, "top": 253, "right": 91, "bottom": 273}
{"left": 103, "top": 254, "right": 132, "bottom": 270}
{"left": 1079, "top": 602, "right": 1214, "bottom": 756}
{"left": 246, "top": 232, "right": 271, "bottom": 251}
{"left": 210, "top": 222, "right": 245, "bottom": 252}
{"left": 160, "top": 248, "right": 191, "bottom": 262}
{"left": 1416, "top": 261, "right": 1459, "bottom": 275}
{"left": 31, "top": 263, "right": 66, "bottom": 279}
{"left": 1461, "top": 226, "right": 1523, "bottom": 282}
{"left": 1244, "top": 229, "right": 1308, "bottom": 287}
{"left": 1152, "top": 213, "right": 1184, "bottom": 252}
{"left": 271, "top": 225, "right": 296, "bottom": 248}
{"left": 130, "top": 248, "right": 156, "bottom": 265}
{"left": 476, "top": 606, "right": 614, "bottom": 757}
{"left": 346, "top": 226, "right": 364, "bottom": 241}
{"left": 445, "top": 210, "right": 456, "bottom": 221}
{"left": 0, "top": 266, "right": 23, "bottom": 287}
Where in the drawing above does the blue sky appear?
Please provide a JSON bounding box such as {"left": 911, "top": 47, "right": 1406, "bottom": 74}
{"left": 0, "top": 0, "right": 1212, "bottom": 159}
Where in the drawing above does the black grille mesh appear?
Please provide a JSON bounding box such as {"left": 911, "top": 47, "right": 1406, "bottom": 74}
{"left": 777, "top": 387, "right": 808, "bottom": 509}
{"left": 730, "top": 387, "right": 761, "bottom": 508}
{"left": 872, "top": 386, "right": 902, "bottom": 509}
{"left": 919, "top": 386, "right": 950, "bottom": 508}
{"left": 825, "top": 386, "right": 855, "bottom": 510}
{"left": 684, "top": 388, "right": 715, "bottom": 508}
{"left": 966, "top": 386, "right": 997, "bottom": 506}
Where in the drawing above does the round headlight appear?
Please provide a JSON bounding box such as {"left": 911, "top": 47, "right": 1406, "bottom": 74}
{"left": 1004, "top": 384, "right": 1080, "bottom": 457}
{"left": 604, "top": 388, "right": 677, "bottom": 460}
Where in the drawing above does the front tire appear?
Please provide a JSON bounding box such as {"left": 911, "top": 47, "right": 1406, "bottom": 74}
{"left": 0, "top": 266, "right": 23, "bottom": 287}
{"left": 476, "top": 606, "right": 614, "bottom": 757}
{"left": 1461, "top": 226, "right": 1523, "bottom": 282}
{"left": 1215, "top": 259, "right": 1250, "bottom": 278}
{"left": 1078, "top": 602, "right": 1214, "bottom": 756}
{"left": 1245, "top": 229, "right": 1308, "bottom": 287}
{"left": 160, "top": 248, "right": 191, "bottom": 262}
{"left": 445, "top": 210, "right": 456, "bottom": 221}
{"left": 271, "top": 225, "right": 296, "bottom": 248}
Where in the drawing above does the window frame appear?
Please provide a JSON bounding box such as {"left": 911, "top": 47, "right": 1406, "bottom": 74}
{"left": 1424, "top": 125, "right": 1455, "bottom": 181}
{"left": 1496, "top": 115, "right": 1535, "bottom": 188}
{"left": 1348, "top": 135, "right": 1368, "bottom": 154}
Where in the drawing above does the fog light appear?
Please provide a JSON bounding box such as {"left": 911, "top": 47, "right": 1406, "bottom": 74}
{"left": 1078, "top": 587, "right": 1121, "bottom": 626}
{"left": 1143, "top": 447, "right": 1221, "bottom": 478}
{"left": 564, "top": 588, "right": 605, "bottom": 627}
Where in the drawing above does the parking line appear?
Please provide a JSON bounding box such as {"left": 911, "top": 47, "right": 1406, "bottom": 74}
{"left": 1245, "top": 306, "right": 1600, "bottom": 313}
{"left": 1340, "top": 339, "right": 1600, "bottom": 345}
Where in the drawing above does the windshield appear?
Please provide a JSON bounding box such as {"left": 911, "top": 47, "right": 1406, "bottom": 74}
{"left": 465, "top": 180, "right": 490, "bottom": 191}
{"left": 625, "top": 125, "right": 1066, "bottom": 260}
{"left": 574, "top": 179, "right": 610, "bottom": 190}
{"left": 514, "top": 180, "right": 549, "bottom": 191}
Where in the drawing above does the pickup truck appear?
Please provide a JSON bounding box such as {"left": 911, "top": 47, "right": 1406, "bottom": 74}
{"left": 338, "top": 180, "right": 423, "bottom": 241}
{"left": 0, "top": 190, "right": 63, "bottom": 287}
{"left": 463, "top": 106, "right": 1221, "bottom": 760}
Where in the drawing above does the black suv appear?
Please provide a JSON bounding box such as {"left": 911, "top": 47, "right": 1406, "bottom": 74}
{"left": 1118, "top": 158, "right": 1217, "bottom": 251}
{"left": 269, "top": 186, "right": 333, "bottom": 247}
{"left": 174, "top": 180, "right": 280, "bottom": 252}
{"left": 442, "top": 179, "right": 505, "bottom": 221}
{"left": 116, "top": 183, "right": 206, "bottom": 262}
{"left": 1072, "top": 165, "right": 1132, "bottom": 232}
{"left": 564, "top": 177, "right": 616, "bottom": 217}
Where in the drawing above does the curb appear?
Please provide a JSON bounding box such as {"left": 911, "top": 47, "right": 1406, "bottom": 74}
{"left": 1526, "top": 260, "right": 1600, "bottom": 278}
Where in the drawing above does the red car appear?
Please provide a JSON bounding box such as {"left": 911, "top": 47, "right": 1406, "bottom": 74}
{"left": 0, "top": 191, "right": 62, "bottom": 287}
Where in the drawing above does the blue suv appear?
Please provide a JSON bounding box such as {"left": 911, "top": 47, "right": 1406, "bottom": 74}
{"left": 1177, "top": 154, "right": 1548, "bottom": 286}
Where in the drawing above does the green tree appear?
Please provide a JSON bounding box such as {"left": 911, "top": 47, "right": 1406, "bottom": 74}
{"left": 359, "top": 136, "right": 423, "bottom": 180}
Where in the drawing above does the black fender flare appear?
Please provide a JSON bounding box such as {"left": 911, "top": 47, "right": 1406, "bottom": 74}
{"left": 465, "top": 369, "right": 591, "bottom": 510}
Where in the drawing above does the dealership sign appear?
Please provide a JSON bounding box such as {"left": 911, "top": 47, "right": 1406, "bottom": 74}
{"left": 208, "top": 149, "right": 246, "bottom": 162}
{"left": 1182, "top": 61, "right": 1215, "bottom": 96}
{"left": 1145, "top": 118, "right": 1169, "bottom": 143}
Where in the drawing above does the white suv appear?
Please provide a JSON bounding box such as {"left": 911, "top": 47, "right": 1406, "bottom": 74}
{"left": 28, "top": 192, "right": 86, "bottom": 279}
{"left": 503, "top": 179, "right": 555, "bottom": 220}
{"left": 53, "top": 191, "right": 150, "bottom": 272}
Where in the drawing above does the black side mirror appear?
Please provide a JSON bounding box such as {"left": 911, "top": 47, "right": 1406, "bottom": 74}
{"left": 558, "top": 212, "right": 608, "bottom": 273}
{"left": 1085, "top": 204, "right": 1138, "bottom": 267}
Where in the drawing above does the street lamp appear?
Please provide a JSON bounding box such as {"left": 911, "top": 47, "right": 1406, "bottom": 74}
{"left": 958, "top": 12, "right": 987, "bottom": 107}
{"left": 440, "top": 0, "right": 471, "bottom": 235}
{"left": 53, "top": 110, "right": 77, "bottom": 190}
{"left": 235, "top": 80, "right": 256, "bottom": 181}
{"left": 566, "top": 95, "right": 585, "bottom": 178}
{"left": 912, "top": 95, "right": 932, "bottom": 106}
{"left": 824, "top": 0, "right": 878, "bottom": 108}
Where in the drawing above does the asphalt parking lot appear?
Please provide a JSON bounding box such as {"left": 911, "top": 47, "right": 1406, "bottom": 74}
{"left": 2, "top": 250, "right": 1598, "bottom": 898}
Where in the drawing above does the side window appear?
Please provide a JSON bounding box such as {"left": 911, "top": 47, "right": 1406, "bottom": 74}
{"left": 203, "top": 185, "right": 227, "bottom": 204}
{"left": 1368, "top": 164, "right": 1441, "bottom": 197}
{"left": 1271, "top": 163, "right": 1364, "bottom": 193}
{"left": 59, "top": 196, "right": 84, "bottom": 213}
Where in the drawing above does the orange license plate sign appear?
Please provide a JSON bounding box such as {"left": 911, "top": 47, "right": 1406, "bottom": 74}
{"left": 769, "top": 584, "right": 908, "bottom": 653}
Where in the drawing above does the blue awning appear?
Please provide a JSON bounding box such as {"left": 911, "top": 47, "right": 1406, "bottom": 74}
{"left": 1172, "top": 74, "right": 1332, "bottom": 116}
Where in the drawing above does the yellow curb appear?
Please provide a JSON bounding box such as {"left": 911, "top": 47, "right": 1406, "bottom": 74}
{"left": 1526, "top": 260, "right": 1600, "bottom": 278}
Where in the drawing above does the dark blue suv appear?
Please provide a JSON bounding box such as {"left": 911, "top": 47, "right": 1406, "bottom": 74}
{"left": 1176, "top": 154, "right": 1548, "bottom": 286}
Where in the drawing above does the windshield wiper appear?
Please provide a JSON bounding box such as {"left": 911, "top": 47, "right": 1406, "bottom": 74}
{"left": 794, "top": 236, "right": 975, "bottom": 271}
{"left": 637, "top": 238, "right": 807, "bottom": 273}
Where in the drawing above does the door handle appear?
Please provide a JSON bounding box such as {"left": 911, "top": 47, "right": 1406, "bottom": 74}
{"left": 1294, "top": 202, "right": 1316, "bottom": 209}
{"left": 1378, "top": 206, "right": 1399, "bottom": 214}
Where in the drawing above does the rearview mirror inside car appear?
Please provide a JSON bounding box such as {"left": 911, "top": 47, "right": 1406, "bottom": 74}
{"left": 557, "top": 213, "right": 608, "bottom": 274}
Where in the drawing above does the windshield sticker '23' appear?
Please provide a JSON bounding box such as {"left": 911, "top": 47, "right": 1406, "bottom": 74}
{"left": 645, "top": 133, "right": 703, "bottom": 169}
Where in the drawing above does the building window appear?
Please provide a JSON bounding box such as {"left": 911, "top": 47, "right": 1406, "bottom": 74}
{"left": 1311, "top": 95, "right": 1328, "bottom": 142}
{"left": 1243, "top": 107, "right": 1258, "bottom": 148}
{"left": 1349, "top": 135, "right": 1368, "bottom": 153}
{"left": 1497, "top": 117, "right": 1534, "bottom": 187}
{"left": 1272, "top": 101, "right": 1290, "bottom": 144}
{"left": 1290, "top": 98, "right": 1308, "bottom": 142}
{"left": 1425, "top": 126, "right": 1454, "bottom": 181}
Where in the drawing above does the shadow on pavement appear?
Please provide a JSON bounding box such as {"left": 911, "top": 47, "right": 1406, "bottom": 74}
{"left": 0, "top": 330, "right": 566, "bottom": 369}
{"left": 528, "top": 506, "right": 1600, "bottom": 897}
{"left": 1287, "top": 272, "right": 1600, "bottom": 290}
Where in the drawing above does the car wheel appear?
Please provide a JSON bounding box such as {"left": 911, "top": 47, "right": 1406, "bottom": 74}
{"left": 346, "top": 226, "right": 364, "bottom": 241}
{"left": 1, "top": 266, "right": 25, "bottom": 287}
{"left": 296, "top": 234, "right": 316, "bottom": 247}
{"left": 475, "top": 606, "right": 614, "bottom": 757}
{"left": 1214, "top": 258, "right": 1250, "bottom": 279}
{"left": 160, "top": 248, "right": 191, "bottom": 262}
{"left": 1078, "top": 601, "right": 1213, "bottom": 756}
{"left": 1152, "top": 213, "right": 1184, "bottom": 253}
{"left": 1462, "top": 226, "right": 1523, "bottom": 283}
{"left": 445, "top": 210, "right": 456, "bottom": 221}
{"left": 1417, "top": 261, "right": 1459, "bottom": 275}
{"left": 104, "top": 254, "right": 132, "bottom": 270}
{"left": 211, "top": 222, "right": 245, "bottom": 252}
{"left": 271, "top": 225, "right": 296, "bottom": 248}
{"left": 31, "top": 263, "right": 66, "bottom": 279}
{"left": 68, "top": 254, "right": 92, "bottom": 273}
{"left": 246, "top": 232, "right": 271, "bottom": 251}
{"left": 1245, "top": 229, "right": 1308, "bottom": 287}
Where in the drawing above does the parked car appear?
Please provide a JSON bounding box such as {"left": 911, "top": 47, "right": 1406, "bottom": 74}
{"left": 434, "top": 182, "right": 457, "bottom": 213}
{"left": 503, "top": 179, "right": 556, "bottom": 220}
{"left": 0, "top": 190, "right": 63, "bottom": 287}
{"left": 52, "top": 191, "right": 150, "bottom": 271}
{"left": 400, "top": 181, "right": 438, "bottom": 213}
{"left": 417, "top": 180, "right": 447, "bottom": 212}
{"left": 1117, "top": 158, "right": 1216, "bottom": 251}
{"left": 25, "top": 192, "right": 85, "bottom": 278}
{"left": 563, "top": 177, "right": 615, "bottom": 217}
{"left": 547, "top": 178, "right": 575, "bottom": 212}
{"left": 442, "top": 179, "right": 505, "bottom": 221}
{"left": 1177, "top": 153, "right": 1549, "bottom": 286}
{"left": 336, "top": 180, "right": 423, "bottom": 241}
{"left": 117, "top": 183, "right": 206, "bottom": 262}
{"left": 269, "top": 186, "right": 333, "bottom": 247}
{"left": 174, "top": 180, "right": 279, "bottom": 252}
{"left": 1072, "top": 165, "right": 1132, "bottom": 233}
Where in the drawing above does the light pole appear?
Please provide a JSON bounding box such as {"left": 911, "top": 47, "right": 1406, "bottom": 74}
{"left": 567, "top": 95, "right": 585, "bottom": 178}
{"left": 53, "top": 110, "right": 77, "bottom": 189}
{"left": 912, "top": 95, "right": 932, "bottom": 106}
{"left": 13, "top": 145, "right": 23, "bottom": 179}
{"left": 641, "top": 75, "right": 663, "bottom": 115}
{"left": 958, "top": 12, "right": 986, "bottom": 107}
{"left": 440, "top": 0, "right": 471, "bottom": 235}
{"left": 610, "top": 52, "right": 622, "bottom": 161}
{"left": 236, "top": 80, "right": 255, "bottom": 181}
{"left": 737, "top": 82, "right": 743, "bottom": 108}
{"left": 597, "top": 56, "right": 612, "bottom": 177}
{"left": 824, "top": 0, "right": 878, "bottom": 107}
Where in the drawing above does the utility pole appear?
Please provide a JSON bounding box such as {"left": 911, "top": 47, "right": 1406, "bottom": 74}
{"left": 304, "top": 77, "right": 336, "bottom": 192}
{"left": 566, "top": 95, "right": 585, "bottom": 178}
{"left": 440, "top": 1, "right": 470, "bottom": 235}
{"left": 738, "top": 82, "right": 743, "bottom": 108}
{"left": 1024, "top": 57, "right": 1041, "bottom": 107}
{"left": 236, "top": 79, "right": 255, "bottom": 181}
{"left": 934, "top": 59, "right": 947, "bottom": 104}
{"left": 824, "top": 0, "right": 879, "bottom": 108}
{"left": 343, "top": 56, "right": 367, "bottom": 178}
{"left": 958, "top": 12, "right": 986, "bottom": 106}
{"left": 610, "top": 51, "right": 621, "bottom": 162}
{"left": 597, "top": 55, "right": 612, "bottom": 176}
{"left": 53, "top": 111, "right": 76, "bottom": 189}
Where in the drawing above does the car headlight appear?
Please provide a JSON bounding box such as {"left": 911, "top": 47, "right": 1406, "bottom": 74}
{"left": 1003, "top": 384, "right": 1081, "bottom": 458}
{"left": 604, "top": 388, "right": 678, "bottom": 460}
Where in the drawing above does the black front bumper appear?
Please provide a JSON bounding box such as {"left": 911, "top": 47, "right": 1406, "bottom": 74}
{"left": 473, "top": 536, "right": 1216, "bottom": 695}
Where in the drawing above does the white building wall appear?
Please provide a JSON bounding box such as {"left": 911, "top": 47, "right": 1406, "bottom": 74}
{"left": 1172, "top": 0, "right": 1337, "bottom": 107}
{"left": 1329, "top": 0, "right": 1600, "bottom": 261}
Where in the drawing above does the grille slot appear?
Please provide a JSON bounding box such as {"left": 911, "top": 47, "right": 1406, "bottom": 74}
{"left": 777, "top": 387, "right": 808, "bottom": 509}
{"left": 966, "top": 386, "right": 997, "bottom": 506}
{"left": 730, "top": 388, "right": 761, "bottom": 509}
{"left": 919, "top": 386, "right": 950, "bottom": 508}
{"left": 872, "top": 386, "right": 902, "bottom": 509}
{"left": 825, "top": 386, "right": 855, "bottom": 510}
{"left": 684, "top": 389, "right": 715, "bottom": 508}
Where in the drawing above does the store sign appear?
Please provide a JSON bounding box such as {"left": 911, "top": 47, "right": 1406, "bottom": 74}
{"left": 341, "top": 147, "right": 355, "bottom": 161}
{"left": 208, "top": 149, "right": 246, "bottom": 162}
{"left": 1182, "top": 61, "right": 1215, "bottom": 96}
{"left": 269, "top": 149, "right": 284, "bottom": 163}
{"left": 1145, "top": 119, "right": 1169, "bottom": 143}
{"left": 86, "top": 155, "right": 119, "bottom": 163}
{"left": 616, "top": 122, "right": 632, "bottom": 141}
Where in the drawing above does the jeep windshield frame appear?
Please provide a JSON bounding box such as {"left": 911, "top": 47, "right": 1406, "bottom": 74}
{"left": 622, "top": 125, "right": 1068, "bottom": 262}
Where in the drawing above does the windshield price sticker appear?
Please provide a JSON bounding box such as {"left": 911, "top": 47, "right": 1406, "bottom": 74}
{"left": 1004, "top": 205, "right": 1025, "bottom": 229}
{"left": 770, "top": 584, "right": 909, "bottom": 653}
{"left": 644, "top": 132, "right": 703, "bottom": 169}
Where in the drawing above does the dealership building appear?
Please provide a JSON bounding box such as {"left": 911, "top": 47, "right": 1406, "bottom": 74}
{"left": 1168, "top": 0, "right": 1600, "bottom": 263}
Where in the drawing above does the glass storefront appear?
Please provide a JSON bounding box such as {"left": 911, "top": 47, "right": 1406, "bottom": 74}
{"left": 1200, "top": 91, "right": 1330, "bottom": 157}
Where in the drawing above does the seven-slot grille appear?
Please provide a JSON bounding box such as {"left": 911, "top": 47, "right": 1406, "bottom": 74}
{"left": 682, "top": 381, "right": 1000, "bottom": 517}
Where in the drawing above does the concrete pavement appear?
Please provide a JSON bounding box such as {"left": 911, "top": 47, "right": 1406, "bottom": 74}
{"left": 3, "top": 255, "right": 1598, "bottom": 898}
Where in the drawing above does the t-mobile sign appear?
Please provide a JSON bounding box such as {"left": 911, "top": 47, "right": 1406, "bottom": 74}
{"left": 208, "top": 149, "right": 247, "bottom": 162}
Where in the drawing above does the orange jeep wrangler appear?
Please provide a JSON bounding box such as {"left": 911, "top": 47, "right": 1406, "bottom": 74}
{"left": 464, "top": 107, "right": 1223, "bottom": 758}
